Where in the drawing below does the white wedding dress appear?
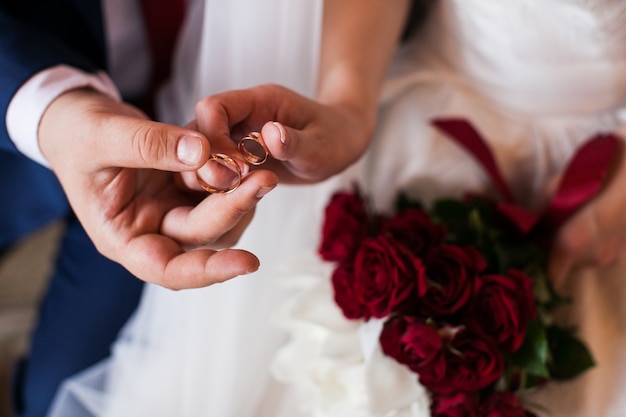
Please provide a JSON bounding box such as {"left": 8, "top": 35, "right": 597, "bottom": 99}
{"left": 49, "top": 1, "right": 626, "bottom": 416}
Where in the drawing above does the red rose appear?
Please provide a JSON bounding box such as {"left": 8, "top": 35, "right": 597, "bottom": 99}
{"left": 351, "top": 235, "right": 426, "bottom": 318}
{"left": 319, "top": 190, "right": 370, "bottom": 263}
{"left": 479, "top": 392, "right": 535, "bottom": 417}
{"left": 420, "top": 245, "right": 486, "bottom": 317}
{"left": 421, "top": 328, "right": 504, "bottom": 394}
{"left": 380, "top": 207, "right": 447, "bottom": 256}
{"left": 466, "top": 269, "right": 537, "bottom": 352}
{"left": 380, "top": 315, "right": 443, "bottom": 372}
{"left": 431, "top": 391, "right": 478, "bottom": 417}
{"left": 331, "top": 263, "right": 369, "bottom": 319}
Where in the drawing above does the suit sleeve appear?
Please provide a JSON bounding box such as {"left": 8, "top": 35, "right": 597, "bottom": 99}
{"left": 0, "top": 2, "right": 107, "bottom": 155}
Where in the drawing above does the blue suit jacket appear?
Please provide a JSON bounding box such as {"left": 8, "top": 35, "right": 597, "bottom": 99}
{"left": 0, "top": 0, "right": 107, "bottom": 246}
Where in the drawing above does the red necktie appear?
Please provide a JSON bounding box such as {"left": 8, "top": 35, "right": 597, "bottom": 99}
{"left": 139, "top": 0, "right": 186, "bottom": 117}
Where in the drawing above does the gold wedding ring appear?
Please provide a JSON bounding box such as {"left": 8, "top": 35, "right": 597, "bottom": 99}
{"left": 195, "top": 153, "right": 242, "bottom": 194}
{"left": 238, "top": 132, "right": 269, "bottom": 165}
{"left": 196, "top": 132, "right": 270, "bottom": 193}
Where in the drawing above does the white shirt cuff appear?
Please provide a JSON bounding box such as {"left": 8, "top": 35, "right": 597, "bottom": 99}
{"left": 6, "top": 64, "right": 122, "bottom": 167}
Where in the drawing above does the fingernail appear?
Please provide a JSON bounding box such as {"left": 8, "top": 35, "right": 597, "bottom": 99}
{"left": 177, "top": 135, "right": 203, "bottom": 165}
{"left": 256, "top": 184, "right": 276, "bottom": 199}
{"left": 244, "top": 263, "right": 260, "bottom": 275}
{"left": 273, "top": 122, "right": 287, "bottom": 144}
{"left": 239, "top": 160, "right": 250, "bottom": 176}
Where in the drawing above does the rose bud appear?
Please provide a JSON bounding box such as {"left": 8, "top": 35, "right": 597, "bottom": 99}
{"left": 319, "top": 190, "right": 370, "bottom": 263}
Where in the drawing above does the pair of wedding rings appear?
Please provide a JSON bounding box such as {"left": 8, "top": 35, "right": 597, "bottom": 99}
{"left": 196, "top": 132, "right": 270, "bottom": 194}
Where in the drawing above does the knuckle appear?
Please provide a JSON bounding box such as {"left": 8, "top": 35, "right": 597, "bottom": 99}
{"left": 195, "top": 96, "right": 221, "bottom": 117}
{"left": 229, "top": 202, "right": 253, "bottom": 224}
{"left": 131, "top": 123, "right": 169, "bottom": 163}
{"left": 92, "top": 239, "right": 115, "bottom": 261}
{"left": 194, "top": 98, "right": 210, "bottom": 115}
{"left": 207, "top": 207, "right": 250, "bottom": 248}
{"left": 258, "top": 83, "right": 282, "bottom": 93}
{"left": 157, "top": 272, "right": 185, "bottom": 291}
{"left": 258, "top": 83, "right": 288, "bottom": 101}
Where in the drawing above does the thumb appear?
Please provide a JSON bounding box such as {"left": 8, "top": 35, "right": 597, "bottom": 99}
{"left": 260, "top": 120, "right": 337, "bottom": 183}
{"left": 106, "top": 118, "right": 211, "bottom": 171}
{"left": 260, "top": 121, "right": 303, "bottom": 162}
{"left": 40, "top": 88, "right": 213, "bottom": 173}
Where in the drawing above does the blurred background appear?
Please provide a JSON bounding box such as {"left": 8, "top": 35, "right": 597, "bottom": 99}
{"left": 0, "top": 222, "right": 61, "bottom": 417}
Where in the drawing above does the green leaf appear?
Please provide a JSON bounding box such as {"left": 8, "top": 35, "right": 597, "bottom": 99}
{"left": 510, "top": 320, "right": 550, "bottom": 379}
{"left": 547, "top": 325, "right": 595, "bottom": 380}
{"left": 492, "top": 239, "right": 538, "bottom": 273}
{"left": 394, "top": 193, "right": 423, "bottom": 212}
{"left": 430, "top": 199, "right": 474, "bottom": 244}
{"left": 531, "top": 264, "right": 555, "bottom": 307}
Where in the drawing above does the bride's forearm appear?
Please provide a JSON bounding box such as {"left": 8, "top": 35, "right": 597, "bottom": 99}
{"left": 189, "top": 1, "right": 412, "bottom": 185}
{"left": 317, "top": 0, "right": 411, "bottom": 136}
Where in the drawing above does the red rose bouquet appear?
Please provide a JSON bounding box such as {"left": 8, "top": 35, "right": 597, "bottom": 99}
{"left": 319, "top": 187, "right": 584, "bottom": 416}
{"left": 271, "top": 119, "right": 617, "bottom": 417}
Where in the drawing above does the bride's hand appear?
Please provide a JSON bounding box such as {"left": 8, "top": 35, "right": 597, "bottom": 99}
{"left": 549, "top": 144, "right": 626, "bottom": 288}
{"left": 187, "top": 1, "right": 410, "bottom": 184}
{"left": 190, "top": 84, "right": 374, "bottom": 184}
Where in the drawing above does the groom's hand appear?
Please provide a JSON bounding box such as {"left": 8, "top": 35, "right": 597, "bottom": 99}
{"left": 38, "top": 87, "right": 278, "bottom": 290}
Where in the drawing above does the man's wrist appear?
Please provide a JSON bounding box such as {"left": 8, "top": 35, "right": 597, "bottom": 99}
{"left": 6, "top": 65, "right": 121, "bottom": 167}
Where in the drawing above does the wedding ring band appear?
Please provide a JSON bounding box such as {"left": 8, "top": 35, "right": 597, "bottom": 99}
{"left": 238, "top": 132, "right": 269, "bottom": 165}
{"left": 195, "top": 153, "right": 242, "bottom": 194}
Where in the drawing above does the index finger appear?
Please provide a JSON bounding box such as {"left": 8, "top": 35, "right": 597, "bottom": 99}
{"left": 193, "top": 85, "right": 308, "bottom": 143}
